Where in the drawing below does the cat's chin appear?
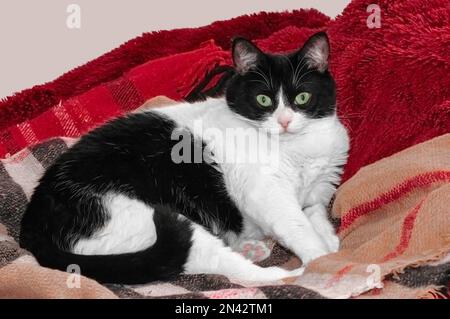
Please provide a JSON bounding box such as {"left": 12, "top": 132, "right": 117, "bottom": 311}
{"left": 263, "top": 127, "right": 304, "bottom": 137}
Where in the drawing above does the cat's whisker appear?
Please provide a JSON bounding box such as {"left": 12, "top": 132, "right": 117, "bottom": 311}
{"left": 281, "top": 56, "right": 295, "bottom": 85}
{"left": 236, "top": 114, "right": 260, "bottom": 126}
{"left": 296, "top": 58, "right": 309, "bottom": 79}
{"left": 293, "top": 55, "right": 307, "bottom": 85}
{"left": 269, "top": 67, "right": 274, "bottom": 90}
{"left": 295, "top": 69, "right": 316, "bottom": 87}
{"left": 249, "top": 69, "right": 271, "bottom": 90}
{"left": 255, "top": 66, "right": 273, "bottom": 89}
{"left": 295, "top": 81, "right": 313, "bottom": 89}
{"left": 249, "top": 79, "right": 271, "bottom": 87}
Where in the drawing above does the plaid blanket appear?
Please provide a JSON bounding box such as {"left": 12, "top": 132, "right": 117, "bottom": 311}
{"left": 1, "top": 109, "right": 449, "bottom": 298}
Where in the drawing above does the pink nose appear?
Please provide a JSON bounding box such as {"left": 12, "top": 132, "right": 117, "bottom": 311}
{"left": 278, "top": 112, "right": 293, "bottom": 129}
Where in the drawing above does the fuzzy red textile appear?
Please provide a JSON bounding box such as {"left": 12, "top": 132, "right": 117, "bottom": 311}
{"left": 328, "top": 0, "right": 450, "bottom": 180}
{"left": 1, "top": 0, "right": 449, "bottom": 184}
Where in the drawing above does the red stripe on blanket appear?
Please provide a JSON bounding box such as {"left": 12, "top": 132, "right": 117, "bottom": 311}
{"left": 71, "top": 86, "right": 122, "bottom": 130}
{"left": 0, "top": 128, "right": 22, "bottom": 157}
{"left": 324, "top": 264, "right": 354, "bottom": 289}
{"left": 30, "top": 110, "right": 65, "bottom": 141}
{"left": 338, "top": 171, "right": 450, "bottom": 232}
{"left": 7, "top": 127, "right": 28, "bottom": 157}
{"left": 16, "top": 122, "right": 39, "bottom": 145}
{"left": 53, "top": 101, "right": 80, "bottom": 137}
{"left": 63, "top": 98, "right": 94, "bottom": 134}
{"left": 381, "top": 200, "right": 423, "bottom": 262}
{"left": 106, "top": 77, "right": 145, "bottom": 112}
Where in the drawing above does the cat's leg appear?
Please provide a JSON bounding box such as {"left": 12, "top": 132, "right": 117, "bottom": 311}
{"left": 304, "top": 204, "right": 339, "bottom": 253}
{"left": 242, "top": 184, "right": 330, "bottom": 265}
{"left": 184, "top": 224, "right": 304, "bottom": 281}
{"left": 303, "top": 183, "right": 340, "bottom": 252}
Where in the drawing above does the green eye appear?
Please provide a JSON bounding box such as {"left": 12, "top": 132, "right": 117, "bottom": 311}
{"left": 295, "top": 92, "right": 312, "bottom": 106}
{"left": 256, "top": 94, "right": 273, "bottom": 107}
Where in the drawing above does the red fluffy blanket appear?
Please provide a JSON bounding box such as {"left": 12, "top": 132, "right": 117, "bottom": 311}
{"left": 0, "top": 0, "right": 448, "bottom": 182}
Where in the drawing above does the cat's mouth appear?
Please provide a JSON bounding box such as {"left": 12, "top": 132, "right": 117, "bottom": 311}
{"left": 281, "top": 127, "right": 296, "bottom": 134}
{"left": 264, "top": 126, "right": 302, "bottom": 138}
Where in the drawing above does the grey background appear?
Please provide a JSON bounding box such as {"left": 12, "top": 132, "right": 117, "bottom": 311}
{"left": 0, "top": 0, "right": 351, "bottom": 99}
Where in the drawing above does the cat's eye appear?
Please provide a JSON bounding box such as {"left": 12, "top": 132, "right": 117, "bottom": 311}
{"left": 256, "top": 94, "right": 273, "bottom": 107}
{"left": 294, "top": 92, "right": 312, "bottom": 106}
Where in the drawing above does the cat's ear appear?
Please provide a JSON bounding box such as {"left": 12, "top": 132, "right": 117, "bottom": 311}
{"left": 232, "top": 37, "right": 262, "bottom": 74}
{"left": 299, "top": 32, "right": 330, "bottom": 73}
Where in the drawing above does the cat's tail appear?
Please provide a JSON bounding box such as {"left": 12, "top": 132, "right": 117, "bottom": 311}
{"left": 19, "top": 206, "right": 193, "bottom": 284}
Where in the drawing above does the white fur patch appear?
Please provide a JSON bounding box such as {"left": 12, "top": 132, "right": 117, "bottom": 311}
{"left": 72, "top": 193, "right": 157, "bottom": 255}
{"left": 155, "top": 97, "right": 349, "bottom": 267}
{"left": 184, "top": 224, "right": 302, "bottom": 281}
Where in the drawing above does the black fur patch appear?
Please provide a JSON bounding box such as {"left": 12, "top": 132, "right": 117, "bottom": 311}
{"left": 20, "top": 111, "right": 243, "bottom": 283}
{"left": 226, "top": 33, "right": 336, "bottom": 120}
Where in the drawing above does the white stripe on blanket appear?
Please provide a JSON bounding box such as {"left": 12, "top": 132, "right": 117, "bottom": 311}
{"left": 3, "top": 151, "right": 43, "bottom": 200}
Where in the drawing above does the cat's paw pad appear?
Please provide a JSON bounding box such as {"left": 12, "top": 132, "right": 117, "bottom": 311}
{"left": 237, "top": 240, "right": 271, "bottom": 262}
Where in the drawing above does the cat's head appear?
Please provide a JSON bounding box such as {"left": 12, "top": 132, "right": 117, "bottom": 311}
{"left": 226, "top": 32, "right": 336, "bottom": 135}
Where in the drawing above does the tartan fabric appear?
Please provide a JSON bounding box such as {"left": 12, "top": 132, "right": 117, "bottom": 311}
{"left": 0, "top": 138, "right": 322, "bottom": 298}
{"left": 0, "top": 134, "right": 448, "bottom": 298}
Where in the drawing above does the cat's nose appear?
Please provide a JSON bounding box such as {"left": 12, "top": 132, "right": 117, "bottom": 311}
{"left": 277, "top": 111, "right": 293, "bottom": 129}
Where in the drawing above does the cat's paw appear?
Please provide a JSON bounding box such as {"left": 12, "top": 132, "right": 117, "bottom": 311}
{"left": 299, "top": 246, "right": 330, "bottom": 266}
{"left": 321, "top": 231, "right": 340, "bottom": 253}
{"left": 304, "top": 204, "right": 340, "bottom": 253}
{"left": 287, "top": 267, "right": 305, "bottom": 278}
{"left": 236, "top": 239, "right": 272, "bottom": 262}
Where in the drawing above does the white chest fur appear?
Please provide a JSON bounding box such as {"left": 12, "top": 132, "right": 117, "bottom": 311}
{"left": 155, "top": 98, "right": 349, "bottom": 241}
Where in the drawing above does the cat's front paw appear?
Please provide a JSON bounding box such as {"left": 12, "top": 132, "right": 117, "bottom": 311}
{"left": 321, "top": 231, "right": 340, "bottom": 253}
{"left": 304, "top": 204, "right": 340, "bottom": 253}
{"left": 299, "top": 246, "right": 330, "bottom": 266}
{"left": 236, "top": 239, "right": 272, "bottom": 262}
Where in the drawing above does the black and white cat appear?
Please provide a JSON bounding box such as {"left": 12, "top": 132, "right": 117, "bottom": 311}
{"left": 20, "top": 32, "right": 349, "bottom": 284}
